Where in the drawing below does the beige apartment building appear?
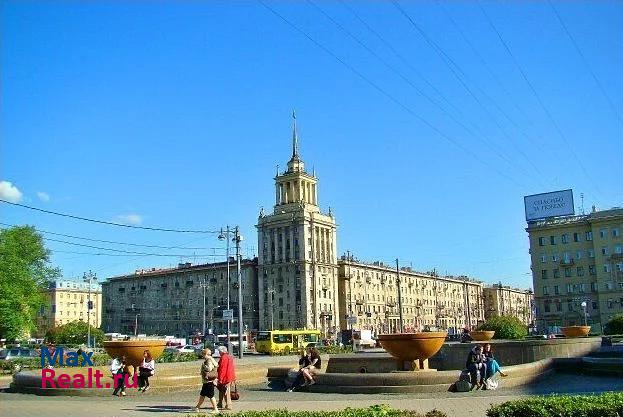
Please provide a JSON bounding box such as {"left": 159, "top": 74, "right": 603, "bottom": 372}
{"left": 37, "top": 280, "right": 102, "bottom": 336}
{"left": 256, "top": 116, "right": 339, "bottom": 337}
{"left": 527, "top": 207, "right": 623, "bottom": 331}
{"left": 101, "top": 260, "right": 259, "bottom": 338}
{"left": 337, "top": 257, "right": 485, "bottom": 335}
{"left": 482, "top": 284, "right": 534, "bottom": 326}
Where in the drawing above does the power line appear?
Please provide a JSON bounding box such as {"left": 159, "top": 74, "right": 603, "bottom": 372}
{"left": 547, "top": 0, "right": 623, "bottom": 128}
{"left": 0, "top": 199, "right": 220, "bottom": 233}
{"left": 42, "top": 236, "right": 215, "bottom": 257}
{"left": 307, "top": 0, "right": 539, "bottom": 182}
{"left": 477, "top": 1, "right": 603, "bottom": 196}
{"left": 258, "top": 0, "right": 523, "bottom": 187}
{"left": 0, "top": 221, "right": 222, "bottom": 250}
{"left": 391, "top": 1, "right": 546, "bottom": 183}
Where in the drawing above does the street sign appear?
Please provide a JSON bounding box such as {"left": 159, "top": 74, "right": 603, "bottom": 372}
{"left": 222, "top": 309, "right": 234, "bottom": 321}
{"left": 347, "top": 315, "right": 357, "bottom": 325}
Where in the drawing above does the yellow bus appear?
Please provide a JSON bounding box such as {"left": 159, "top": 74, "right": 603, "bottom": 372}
{"left": 255, "top": 329, "right": 321, "bottom": 355}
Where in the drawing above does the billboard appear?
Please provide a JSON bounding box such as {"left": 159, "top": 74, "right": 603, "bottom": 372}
{"left": 524, "top": 189, "right": 574, "bottom": 221}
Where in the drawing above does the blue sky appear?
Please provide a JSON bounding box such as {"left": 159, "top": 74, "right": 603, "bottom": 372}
{"left": 1, "top": 1, "right": 621, "bottom": 289}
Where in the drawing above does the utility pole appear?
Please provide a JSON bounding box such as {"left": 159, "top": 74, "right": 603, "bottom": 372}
{"left": 83, "top": 270, "right": 97, "bottom": 348}
{"left": 201, "top": 274, "right": 208, "bottom": 347}
{"left": 235, "top": 226, "right": 244, "bottom": 359}
{"left": 395, "top": 259, "right": 404, "bottom": 333}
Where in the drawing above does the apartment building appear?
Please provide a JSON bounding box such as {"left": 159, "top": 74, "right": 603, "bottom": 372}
{"left": 482, "top": 284, "right": 534, "bottom": 326}
{"left": 527, "top": 207, "right": 623, "bottom": 331}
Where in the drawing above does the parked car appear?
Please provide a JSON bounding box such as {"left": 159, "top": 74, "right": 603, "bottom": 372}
{"left": 178, "top": 345, "right": 198, "bottom": 354}
{"left": 0, "top": 348, "right": 38, "bottom": 361}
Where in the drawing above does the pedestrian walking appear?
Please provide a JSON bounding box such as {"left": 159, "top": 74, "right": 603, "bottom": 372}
{"left": 138, "top": 350, "right": 156, "bottom": 392}
{"left": 194, "top": 348, "right": 220, "bottom": 414}
{"left": 216, "top": 345, "right": 236, "bottom": 411}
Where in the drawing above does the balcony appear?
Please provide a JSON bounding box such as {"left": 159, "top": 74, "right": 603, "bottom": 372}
{"left": 386, "top": 300, "right": 396, "bottom": 307}
{"left": 355, "top": 298, "right": 364, "bottom": 305}
{"left": 560, "top": 259, "right": 574, "bottom": 266}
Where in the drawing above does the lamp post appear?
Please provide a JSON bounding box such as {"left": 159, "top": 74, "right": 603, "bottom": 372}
{"left": 219, "top": 226, "right": 244, "bottom": 359}
{"left": 83, "top": 270, "right": 97, "bottom": 348}
{"left": 395, "top": 259, "right": 404, "bottom": 333}
{"left": 200, "top": 275, "right": 208, "bottom": 347}
{"left": 581, "top": 301, "right": 588, "bottom": 326}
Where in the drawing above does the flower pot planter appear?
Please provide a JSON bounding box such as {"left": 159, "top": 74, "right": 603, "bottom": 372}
{"left": 561, "top": 326, "right": 591, "bottom": 338}
{"left": 103, "top": 339, "right": 167, "bottom": 367}
{"left": 470, "top": 330, "right": 495, "bottom": 341}
{"left": 377, "top": 332, "right": 447, "bottom": 362}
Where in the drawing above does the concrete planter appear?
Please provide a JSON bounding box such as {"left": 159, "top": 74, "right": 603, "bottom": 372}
{"left": 561, "top": 326, "right": 591, "bottom": 338}
{"left": 377, "top": 332, "right": 447, "bottom": 362}
{"left": 103, "top": 339, "right": 167, "bottom": 367}
{"left": 470, "top": 330, "right": 495, "bottom": 341}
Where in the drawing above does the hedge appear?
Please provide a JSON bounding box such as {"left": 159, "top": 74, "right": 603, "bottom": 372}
{"left": 604, "top": 314, "right": 623, "bottom": 335}
{"left": 487, "top": 392, "right": 623, "bottom": 417}
{"left": 188, "top": 405, "right": 446, "bottom": 417}
{"left": 0, "top": 353, "right": 111, "bottom": 374}
{"left": 477, "top": 316, "right": 527, "bottom": 340}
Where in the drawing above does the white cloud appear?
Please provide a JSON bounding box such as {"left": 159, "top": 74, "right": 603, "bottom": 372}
{"left": 116, "top": 214, "right": 143, "bottom": 225}
{"left": 0, "top": 181, "right": 23, "bottom": 203}
{"left": 37, "top": 192, "right": 51, "bottom": 202}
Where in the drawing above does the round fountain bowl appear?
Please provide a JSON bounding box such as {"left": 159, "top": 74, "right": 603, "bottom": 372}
{"left": 561, "top": 326, "right": 591, "bottom": 338}
{"left": 470, "top": 330, "right": 495, "bottom": 341}
{"left": 377, "top": 332, "right": 447, "bottom": 361}
{"left": 103, "top": 339, "right": 167, "bottom": 367}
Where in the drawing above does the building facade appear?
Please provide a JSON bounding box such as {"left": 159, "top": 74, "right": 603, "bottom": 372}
{"left": 37, "top": 279, "right": 102, "bottom": 336}
{"left": 337, "top": 257, "right": 485, "bottom": 335}
{"left": 101, "top": 260, "right": 259, "bottom": 338}
{"left": 527, "top": 207, "right": 623, "bottom": 331}
{"left": 256, "top": 115, "right": 339, "bottom": 336}
{"left": 482, "top": 284, "right": 534, "bottom": 326}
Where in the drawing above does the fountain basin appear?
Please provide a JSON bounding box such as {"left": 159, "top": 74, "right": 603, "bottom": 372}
{"left": 561, "top": 326, "right": 591, "bottom": 338}
{"left": 103, "top": 339, "right": 167, "bottom": 367}
{"left": 470, "top": 330, "right": 495, "bottom": 341}
{"left": 377, "top": 332, "right": 447, "bottom": 361}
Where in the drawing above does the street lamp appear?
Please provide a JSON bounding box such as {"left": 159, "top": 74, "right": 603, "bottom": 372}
{"left": 395, "top": 259, "right": 405, "bottom": 333}
{"left": 218, "top": 226, "right": 244, "bottom": 359}
{"left": 581, "top": 301, "right": 588, "bottom": 326}
{"left": 83, "top": 271, "right": 97, "bottom": 348}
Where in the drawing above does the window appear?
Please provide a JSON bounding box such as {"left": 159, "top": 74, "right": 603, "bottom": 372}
{"left": 573, "top": 232, "right": 581, "bottom": 242}
{"left": 586, "top": 231, "right": 593, "bottom": 241}
{"left": 553, "top": 268, "right": 560, "bottom": 279}
{"left": 567, "top": 283, "right": 573, "bottom": 293}
{"left": 577, "top": 266, "right": 585, "bottom": 276}
{"left": 608, "top": 299, "right": 614, "bottom": 309}
{"left": 579, "top": 283, "right": 586, "bottom": 293}
{"left": 550, "top": 236, "right": 557, "bottom": 245}
{"left": 604, "top": 264, "right": 611, "bottom": 273}
{"left": 541, "top": 254, "right": 547, "bottom": 263}
{"left": 562, "top": 234, "right": 569, "bottom": 244}
{"left": 589, "top": 265, "right": 596, "bottom": 275}
{"left": 606, "top": 282, "right": 613, "bottom": 290}
{"left": 556, "top": 303, "right": 562, "bottom": 312}
{"left": 588, "top": 249, "right": 595, "bottom": 258}
{"left": 615, "top": 245, "right": 622, "bottom": 255}
{"left": 563, "top": 252, "right": 571, "bottom": 263}
{"left": 617, "top": 262, "right": 623, "bottom": 272}
{"left": 600, "top": 228, "right": 608, "bottom": 239}
{"left": 576, "top": 251, "right": 583, "bottom": 260}
{"left": 552, "top": 254, "right": 559, "bottom": 262}
{"left": 591, "top": 282, "right": 598, "bottom": 292}
{"left": 539, "top": 237, "right": 546, "bottom": 246}
{"left": 565, "top": 268, "right": 572, "bottom": 278}
{"left": 614, "top": 228, "right": 621, "bottom": 238}
{"left": 602, "top": 247, "right": 609, "bottom": 256}
{"left": 543, "top": 286, "right": 548, "bottom": 295}
{"left": 567, "top": 300, "right": 573, "bottom": 311}
{"left": 592, "top": 301, "right": 598, "bottom": 310}
{"left": 554, "top": 285, "right": 559, "bottom": 295}
{"left": 541, "top": 270, "right": 548, "bottom": 279}
{"left": 544, "top": 302, "right": 551, "bottom": 313}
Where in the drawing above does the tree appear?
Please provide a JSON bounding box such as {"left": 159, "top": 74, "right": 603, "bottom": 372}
{"left": 604, "top": 314, "right": 623, "bottom": 335}
{"left": 477, "top": 315, "right": 528, "bottom": 340}
{"left": 45, "top": 321, "right": 104, "bottom": 346}
{"left": 0, "top": 225, "right": 60, "bottom": 340}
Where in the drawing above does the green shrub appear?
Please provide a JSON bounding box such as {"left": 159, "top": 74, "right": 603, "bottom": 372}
{"left": 156, "top": 351, "right": 198, "bottom": 363}
{"left": 477, "top": 316, "right": 527, "bottom": 340}
{"left": 487, "top": 392, "right": 623, "bottom": 417}
{"left": 604, "top": 314, "right": 623, "bottom": 335}
{"left": 186, "top": 405, "right": 446, "bottom": 417}
{"left": 44, "top": 321, "right": 104, "bottom": 346}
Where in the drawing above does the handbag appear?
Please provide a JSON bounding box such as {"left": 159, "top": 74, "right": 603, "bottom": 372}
{"left": 230, "top": 381, "right": 240, "bottom": 401}
{"left": 206, "top": 369, "right": 218, "bottom": 380}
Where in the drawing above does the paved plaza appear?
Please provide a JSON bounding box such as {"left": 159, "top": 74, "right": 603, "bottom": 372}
{"left": 2, "top": 373, "right": 622, "bottom": 417}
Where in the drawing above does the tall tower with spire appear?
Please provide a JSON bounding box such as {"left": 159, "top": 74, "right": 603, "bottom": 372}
{"left": 256, "top": 113, "right": 339, "bottom": 335}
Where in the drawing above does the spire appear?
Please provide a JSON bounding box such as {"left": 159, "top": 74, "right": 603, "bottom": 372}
{"left": 292, "top": 109, "right": 299, "bottom": 159}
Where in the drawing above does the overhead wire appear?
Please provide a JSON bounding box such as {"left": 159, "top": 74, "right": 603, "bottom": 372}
{"left": 306, "top": 0, "right": 541, "bottom": 184}
{"left": 0, "top": 199, "right": 220, "bottom": 233}
{"left": 547, "top": 0, "right": 623, "bottom": 128}
{"left": 476, "top": 1, "right": 603, "bottom": 197}
{"left": 258, "top": 0, "right": 524, "bottom": 188}
{"left": 391, "top": 0, "right": 546, "bottom": 183}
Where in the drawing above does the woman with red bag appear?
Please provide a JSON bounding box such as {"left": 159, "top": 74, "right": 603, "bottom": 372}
{"left": 216, "top": 346, "right": 236, "bottom": 411}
